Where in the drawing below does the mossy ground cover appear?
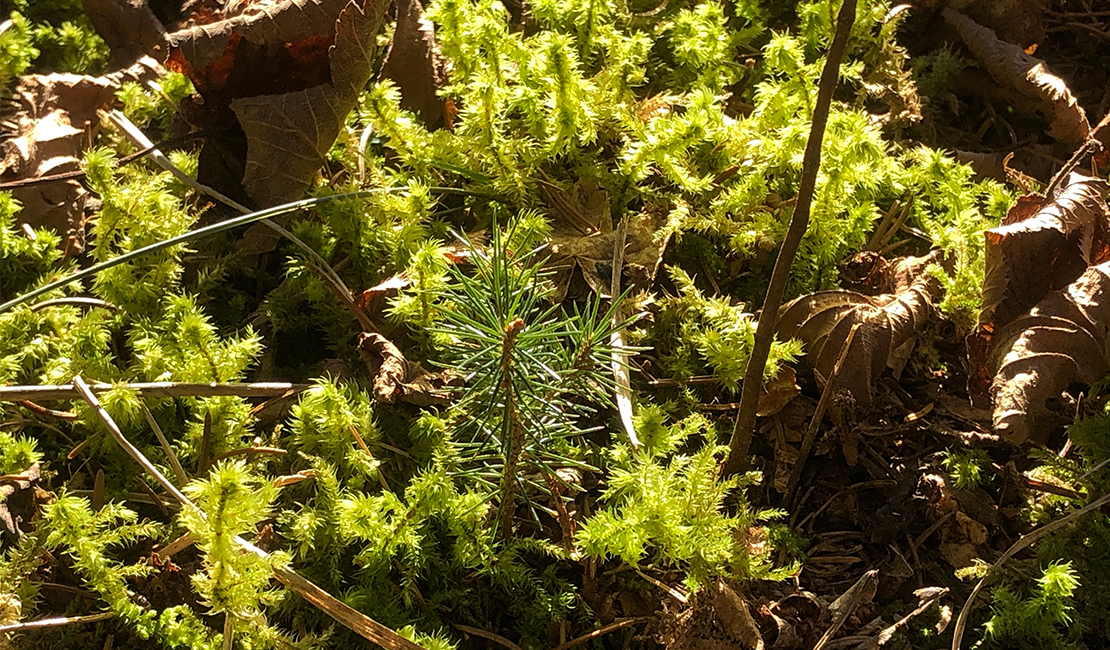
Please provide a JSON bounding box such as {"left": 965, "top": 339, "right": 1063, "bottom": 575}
{"left": 4, "top": 0, "right": 1110, "bottom": 648}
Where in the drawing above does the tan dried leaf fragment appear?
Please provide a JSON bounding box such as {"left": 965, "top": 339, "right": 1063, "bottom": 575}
{"left": 357, "top": 332, "right": 460, "bottom": 406}
{"left": 988, "top": 262, "right": 1110, "bottom": 444}
{"left": 542, "top": 181, "right": 668, "bottom": 302}
{"left": 776, "top": 252, "right": 942, "bottom": 410}
{"left": 942, "top": 7, "right": 1088, "bottom": 147}
{"left": 232, "top": 0, "right": 385, "bottom": 205}
{"left": 166, "top": 0, "right": 387, "bottom": 206}
{"left": 0, "top": 57, "right": 161, "bottom": 247}
{"left": 967, "top": 172, "right": 1110, "bottom": 406}
{"left": 980, "top": 172, "right": 1109, "bottom": 330}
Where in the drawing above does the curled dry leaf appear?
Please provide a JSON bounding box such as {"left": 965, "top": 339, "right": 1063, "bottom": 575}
{"left": 943, "top": 7, "right": 1089, "bottom": 147}
{"left": 987, "top": 261, "right": 1110, "bottom": 444}
{"left": 81, "top": 0, "right": 167, "bottom": 67}
{"left": 0, "top": 462, "right": 40, "bottom": 539}
{"left": 0, "top": 57, "right": 162, "bottom": 247}
{"left": 776, "top": 252, "right": 942, "bottom": 410}
{"left": 968, "top": 172, "right": 1109, "bottom": 405}
{"left": 357, "top": 332, "right": 461, "bottom": 406}
{"left": 980, "top": 172, "right": 1109, "bottom": 330}
{"left": 663, "top": 579, "right": 765, "bottom": 650}
{"left": 378, "top": 0, "right": 448, "bottom": 128}
{"left": 166, "top": 0, "right": 387, "bottom": 206}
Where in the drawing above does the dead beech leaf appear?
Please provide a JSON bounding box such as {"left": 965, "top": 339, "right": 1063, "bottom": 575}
{"left": 232, "top": 0, "right": 385, "bottom": 205}
{"left": 544, "top": 186, "right": 668, "bottom": 302}
{"left": 357, "top": 332, "right": 460, "bottom": 406}
{"left": 167, "top": 0, "right": 352, "bottom": 96}
{"left": 166, "top": 0, "right": 387, "bottom": 206}
{"left": 943, "top": 7, "right": 1089, "bottom": 147}
{"left": 987, "top": 262, "right": 1110, "bottom": 444}
{"left": 776, "top": 253, "right": 941, "bottom": 410}
{"left": 980, "top": 172, "right": 1109, "bottom": 331}
{"left": 81, "top": 0, "right": 167, "bottom": 67}
{"left": 378, "top": 0, "right": 448, "bottom": 128}
{"left": 0, "top": 57, "right": 162, "bottom": 245}
{"left": 968, "top": 173, "right": 1110, "bottom": 405}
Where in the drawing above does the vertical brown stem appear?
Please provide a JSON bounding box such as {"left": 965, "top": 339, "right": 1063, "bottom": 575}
{"left": 722, "top": 0, "right": 858, "bottom": 478}
{"left": 498, "top": 318, "right": 526, "bottom": 540}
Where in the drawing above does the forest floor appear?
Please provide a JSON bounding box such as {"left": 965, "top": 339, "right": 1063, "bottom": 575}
{"left": 5, "top": 1, "right": 1110, "bottom": 649}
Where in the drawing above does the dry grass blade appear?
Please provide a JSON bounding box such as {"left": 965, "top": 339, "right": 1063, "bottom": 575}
{"left": 609, "top": 217, "right": 639, "bottom": 448}
{"left": 71, "top": 375, "right": 429, "bottom": 650}
{"left": 141, "top": 401, "right": 188, "bottom": 487}
{"left": 549, "top": 617, "right": 652, "bottom": 650}
{"left": 0, "top": 382, "right": 309, "bottom": 401}
{"left": 0, "top": 611, "right": 116, "bottom": 634}
{"left": 453, "top": 625, "right": 524, "bottom": 650}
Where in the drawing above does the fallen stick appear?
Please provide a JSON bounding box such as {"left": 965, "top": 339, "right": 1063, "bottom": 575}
{"left": 723, "top": 0, "right": 858, "bottom": 477}
{"left": 0, "top": 382, "right": 308, "bottom": 402}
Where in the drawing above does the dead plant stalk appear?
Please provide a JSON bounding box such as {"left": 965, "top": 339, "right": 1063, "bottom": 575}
{"left": 723, "top": 0, "right": 858, "bottom": 477}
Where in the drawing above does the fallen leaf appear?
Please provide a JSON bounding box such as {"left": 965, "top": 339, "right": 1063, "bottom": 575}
{"left": 943, "top": 7, "right": 1088, "bottom": 148}
{"left": 234, "top": 0, "right": 385, "bottom": 205}
{"left": 358, "top": 273, "right": 411, "bottom": 313}
{"left": 987, "top": 261, "right": 1110, "bottom": 443}
{"left": 757, "top": 367, "right": 799, "bottom": 417}
{"left": 776, "top": 252, "right": 942, "bottom": 410}
{"left": 378, "top": 0, "right": 448, "bottom": 128}
{"left": 980, "top": 172, "right": 1109, "bottom": 331}
{"left": 713, "top": 580, "right": 765, "bottom": 650}
{"left": 968, "top": 173, "right": 1110, "bottom": 406}
{"left": 167, "top": 0, "right": 349, "bottom": 98}
{"left": 81, "top": 0, "right": 167, "bottom": 67}
{"left": 0, "top": 463, "right": 41, "bottom": 539}
{"left": 166, "top": 0, "right": 388, "bottom": 206}
{"left": 0, "top": 57, "right": 162, "bottom": 247}
{"left": 357, "top": 332, "right": 460, "bottom": 406}
{"left": 544, "top": 187, "right": 669, "bottom": 302}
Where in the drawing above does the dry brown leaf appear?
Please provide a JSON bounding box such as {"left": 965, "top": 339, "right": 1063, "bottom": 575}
{"left": 378, "top": 0, "right": 448, "bottom": 128}
{"left": 167, "top": 0, "right": 352, "bottom": 92}
{"left": 757, "top": 367, "right": 800, "bottom": 418}
{"left": 0, "top": 57, "right": 162, "bottom": 246}
{"left": 987, "top": 262, "right": 1110, "bottom": 443}
{"left": 166, "top": 0, "right": 387, "bottom": 206}
{"left": 980, "top": 172, "right": 1109, "bottom": 331}
{"left": 544, "top": 186, "right": 668, "bottom": 302}
{"left": 357, "top": 332, "right": 460, "bottom": 406}
{"left": 233, "top": 0, "right": 384, "bottom": 205}
{"left": 81, "top": 0, "right": 167, "bottom": 66}
{"left": 0, "top": 463, "right": 40, "bottom": 539}
{"left": 712, "top": 581, "right": 765, "bottom": 650}
{"left": 968, "top": 173, "right": 1110, "bottom": 406}
{"left": 943, "top": 7, "right": 1088, "bottom": 147}
{"left": 776, "top": 253, "right": 942, "bottom": 410}
{"left": 663, "top": 580, "right": 766, "bottom": 650}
